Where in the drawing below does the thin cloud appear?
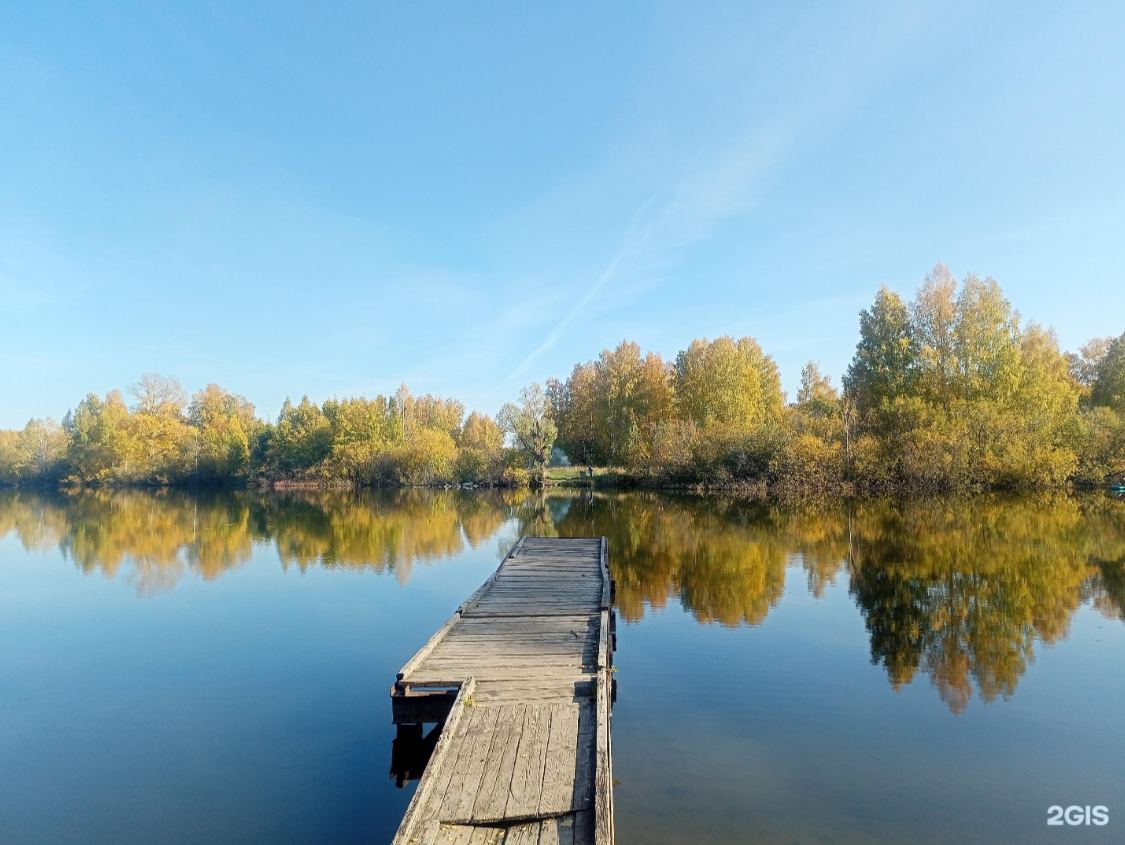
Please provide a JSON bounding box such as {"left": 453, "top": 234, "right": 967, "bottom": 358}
{"left": 505, "top": 132, "right": 786, "bottom": 382}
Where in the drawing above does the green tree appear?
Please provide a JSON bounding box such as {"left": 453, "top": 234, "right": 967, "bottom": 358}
{"left": 187, "top": 384, "right": 258, "bottom": 483}
{"left": 910, "top": 263, "right": 960, "bottom": 409}
{"left": 267, "top": 397, "right": 332, "bottom": 478}
{"left": 796, "top": 361, "right": 840, "bottom": 419}
{"left": 62, "top": 391, "right": 131, "bottom": 483}
{"left": 127, "top": 373, "right": 189, "bottom": 482}
{"left": 953, "top": 274, "right": 1022, "bottom": 404}
{"left": 461, "top": 411, "right": 503, "bottom": 455}
{"left": 0, "top": 430, "right": 19, "bottom": 484}
{"left": 498, "top": 383, "right": 557, "bottom": 484}
{"left": 844, "top": 285, "right": 915, "bottom": 416}
{"left": 1067, "top": 335, "right": 1116, "bottom": 393}
{"left": 1090, "top": 331, "right": 1125, "bottom": 411}
{"left": 456, "top": 411, "right": 504, "bottom": 483}
{"left": 549, "top": 364, "right": 601, "bottom": 465}
{"left": 12, "top": 418, "right": 68, "bottom": 482}
{"left": 321, "top": 396, "right": 396, "bottom": 482}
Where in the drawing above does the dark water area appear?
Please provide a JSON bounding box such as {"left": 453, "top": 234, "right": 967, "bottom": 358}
{"left": 1, "top": 488, "right": 1123, "bottom": 844}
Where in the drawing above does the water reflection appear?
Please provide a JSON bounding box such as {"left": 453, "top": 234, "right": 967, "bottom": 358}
{"left": 549, "top": 492, "right": 1125, "bottom": 712}
{"left": 1, "top": 487, "right": 1122, "bottom": 712}
{"left": 0, "top": 488, "right": 511, "bottom": 594}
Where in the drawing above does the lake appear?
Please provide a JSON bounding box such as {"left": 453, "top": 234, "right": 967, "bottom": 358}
{"left": 1, "top": 488, "right": 1122, "bottom": 844}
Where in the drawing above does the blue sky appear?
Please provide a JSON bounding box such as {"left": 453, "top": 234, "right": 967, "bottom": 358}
{"left": 2, "top": 1, "right": 1123, "bottom": 428}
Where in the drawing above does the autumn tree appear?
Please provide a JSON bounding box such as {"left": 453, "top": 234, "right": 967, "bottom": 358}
{"left": 62, "top": 391, "right": 131, "bottom": 483}
{"left": 674, "top": 336, "right": 782, "bottom": 432}
{"left": 456, "top": 411, "right": 504, "bottom": 482}
{"left": 126, "top": 373, "right": 189, "bottom": 482}
{"left": 187, "top": 384, "right": 258, "bottom": 483}
{"left": 844, "top": 266, "right": 1083, "bottom": 488}
{"left": 0, "top": 430, "right": 19, "bottom": 484}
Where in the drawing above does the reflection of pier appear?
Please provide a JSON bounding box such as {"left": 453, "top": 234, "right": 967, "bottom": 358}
{"left": 390, "top": 537, "right": 616, "bottom": 844}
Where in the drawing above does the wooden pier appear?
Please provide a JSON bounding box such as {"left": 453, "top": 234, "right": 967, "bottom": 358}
{"left": 390, "top": 537, "right": 616, "bottom": 845}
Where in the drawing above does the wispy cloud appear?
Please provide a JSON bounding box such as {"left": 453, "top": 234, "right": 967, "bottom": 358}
{"left": 506, "top": 186, "right": 676, "bottom": 380}
{"left": 505, "top": 126, "right": 788, "bottom": 382}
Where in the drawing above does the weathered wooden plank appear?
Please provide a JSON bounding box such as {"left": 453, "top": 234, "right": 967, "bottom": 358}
{"left": 436, "top": 824, "right": 505, "bottom": 845}
{"left": 570, "top": 703, "right": 595, "bottom": 814}
{"left": 418, "top": 656, "right": 588, "bottom": 667}
{"left": 460, "top": 610, "right": 607, "bottom": 619}
{"left": 428, "top": 640, "right": 593, "bottom": 651}
{"left": 593, "top": 639, "right": 612, "bottom": 845}
{"left": 537, "top": 702, "right": 581, "bottom": 816}
{"left": 503, "top": 570, "right": 594, "bottom": 575}
{"left": 457, "top": 537, "right": 526, "bottom": 617}
{"left": 435, "top": 624, "right": 593, "bottom": 637}
{"left": 470, "top": 683, "right": 592, "bottom": 702}
{"left": 538, "top": 814, "right": 577, "bottom": 845}
{"left": 475, "top": 597, "right": 598, "bottom": 605}
{"left": 444, "top": 635, "right": 594, "bottom": 644}
{"left": 409, "top": 673, "right": 593, "bottom": 688}
{"left": 427, "top": 648, "right": 596, "bottom": 659}
{"left": 484, "top": 584, "right": 596, "bottom": 590}
{"left": 412, "top": 818, "right": 444, "bottom": 845}
{"left": 454, "top": 616, "right": 598, "bottom": 630}
{"left": 426, "top": 651, "right": 592, "bottom": 662}
{"left": 472, "top": 596, "right": 599, "bottom": 604}
{"left": 468, "top": 681, "right": 591, "bottom": 694}
{"left": 483, "top": 580, "right": 597, "bottom": 585}
{"left": 444, "top": 628, "right": 595, "bottom": 637}
{"left": 411, "top": 661, "right": 593, "bottom": 672}
{"left": 501, "top": 821, "right": 541, "bottom": 845}
{"left": 502, "top": 560, "right": 598, "bottom": 565}
{"left": 414, "top": 665, "right": 587, "bottom": 676}
{"left": 395, "top": 539, "right": 544, "bottom": 683}
{"left": 419, "top": 659, "right": 594, "bottom": 672}
{"left": 467, "top": 599, "right": 599, "bottom": 608}
{"left": 436, "top": 627, "right": 591, "bottom": 637}
{"left": 421, "top": 655, "right": 591, "bottom": 667}
{"left": 420, "top": 651, "right": 587, "bottom": 661}
{"left": 429, "top": 639, "right": 595, "bottom": 651}
{"left": 470, "top": 704, "right": 526, "bottom": 822}
{"left": 404, "top": 702, "right": 475, "bottom": 808}
{"left": 505, "top": 704, "right": 552, "bottom": 820}
{"left": 599, "top": 538, "right": 610, "bottom": 610}
{"left": 391, "top": 677, "right": 477, "bottom": 845}
{"left": 397, "top": 614, "right": 463, "bottom": 683}
{"left": 437, "top": 705, "right": 502, "bottom": 824}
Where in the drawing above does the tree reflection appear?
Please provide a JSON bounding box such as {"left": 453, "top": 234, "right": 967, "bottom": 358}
{"left": 535, "top": 490, "right": 1125, "bottom": 712}
{"left": 0, "top": 488, "right": 509, "bottom": 594}
{"left": 846, "top": 495, "right": 1125, "bottom": 712}
{"left": 1, "top": 488, "right": 1122, "bottom": 710}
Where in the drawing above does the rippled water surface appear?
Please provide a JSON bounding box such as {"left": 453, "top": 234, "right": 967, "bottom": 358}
{"left": 1, "top": 489, "right": 1123, "bottom": 844}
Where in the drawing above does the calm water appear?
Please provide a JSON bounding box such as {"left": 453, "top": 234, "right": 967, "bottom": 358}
{"left": 1, "top": 488, "right": 1123, "bottom": 844}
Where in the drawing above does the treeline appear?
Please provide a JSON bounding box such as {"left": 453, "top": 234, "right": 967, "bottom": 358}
{"left": 2, "top": 263, "right": 1124, "bottom": 490}
{"left": 0, "top": 379, "right": 541, "bottom": 488}
{"left": 550, "top": 264, "right": 1125, "bottom": 490}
